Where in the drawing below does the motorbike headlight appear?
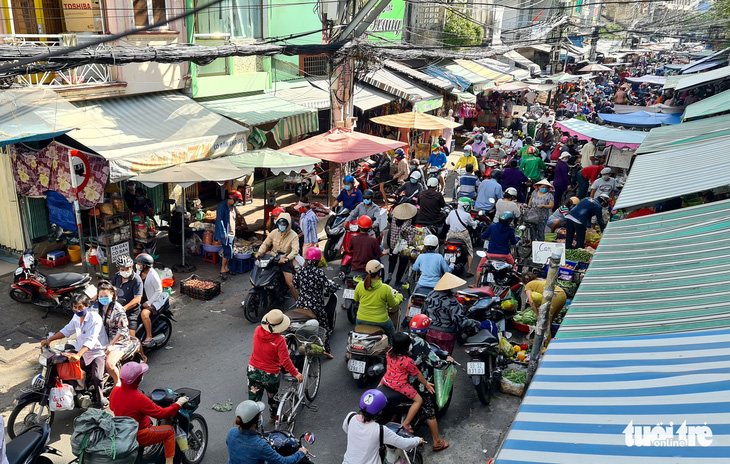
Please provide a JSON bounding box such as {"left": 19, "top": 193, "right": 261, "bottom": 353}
{"left": 38, "top": 354, "right": 47, "bottom": 366}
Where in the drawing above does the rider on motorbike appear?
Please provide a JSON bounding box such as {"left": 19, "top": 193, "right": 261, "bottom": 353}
{"left": 475, "top": 170, "right": 503, "bottom": 216}
{"left": 453, "top": 145, "right": 478, "bottom": 171}
{"left": 293, "top": 247, "right": 338, "bottom": 355}
{"left": 347, "top": 189, "right": 381, "bottom": 235}
{"left": 416, "top": 178, "right": 446, "bottom": 226}
{"left": 110, "top": 362, "right": 189, "bottom": 464}
{"left": 421, "top": 273, "right": 479, "bottom": 355}
{"left": 136, "top": 253, "right": 167, "bottom": 348}
{"left": 332, "top": 175, "right": 364, "bottom": 211}
{"left": 354, "top": 260, "right": 403, "bottom": 344}
{"left": 444, "top": 198, "right": 478, "bottom": 276}
{"left": 412, "top": 235, "right": 452, "bottom": 296}
{"left": 257, "top": 213, "right": 300, "bottom": 300}
{"left": 394, "top": 171, "right": 423, "bottom": 205}
{"left": 350, "top": 216, "right": 384, "bottom": 273}
{"left": 456, "top": 163, "right": 480, "bottom": 200}
{"left": 94, "top": 280, "right": 135, "bottom": 387}
{"left": 111, "top": 255, "right": 144, "bottom": 337}
{"left": 385, "top": 203, "right": 418, "bottom": 286}
{"left": 227, "top": 400, "right": 308, "bottom": 464}
{"left": 425, "top": 147, "right": 448, "bottom": 192}
{"left": 472, "top": 212, "right": 520, "bottom": 287}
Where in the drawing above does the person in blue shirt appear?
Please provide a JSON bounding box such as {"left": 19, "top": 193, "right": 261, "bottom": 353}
{"left": 332, "top": 175, "right": 363, "bottom": 212}
{"left": 426, "top": 147, "right": 448, "bottom": 192}
{"left": 472, "top": 212, "right": 520, "bottom": 287}
{"left": 412, "top": 234, "right": 452, "bottom": 295}
{"left": 474, "top": 170, "right": 503, "bottom": 214}
{"left": 132, "top": 188, "right": 155, "bottom": 217}
{"left": 214, "top": 191, "right": 244, "bottom": 280}
{"left": 227, "top": 400, "right": 308, "bottom": 464}
{"left": 565, "top": 194, "right": 608, "bottom": 249}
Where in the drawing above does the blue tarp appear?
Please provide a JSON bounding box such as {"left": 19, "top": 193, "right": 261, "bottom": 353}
{"left": 45, "top": 190, "right": 76, "bottom": 232}
{"left": 598, "top": 111, "right": 681, "bottom": 127}
{"left": 422, "top": 65, "right": 471, "bottom": 91}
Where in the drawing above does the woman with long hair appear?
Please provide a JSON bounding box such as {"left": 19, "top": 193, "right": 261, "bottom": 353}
{"left": 353, "top": 260, "right": 403, "bottom": 343}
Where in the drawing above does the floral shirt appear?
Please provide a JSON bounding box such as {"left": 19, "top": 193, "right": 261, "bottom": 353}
{"left": 95, "top": 301, "right": 130, "bottom": 343}
{"left": 293, "top": 264, "right": 338, "bottom": 314}
{"left": 386, "top": 219, "right": 417, "bottom": 250}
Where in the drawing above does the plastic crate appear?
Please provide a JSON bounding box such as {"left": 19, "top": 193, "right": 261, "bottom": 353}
{"left": 40, "top": 254, "right": 70, "bottom": 268}
{"left": 180, "top": 274, "right": 221, "bottom": 300}
{"left": 544, "top": 260, "right": 577, "bottom": 281}
{"left": 47, "top": 250, "right": 66, "bottom": 261}
{"left": 230, "top": 257, "right": 254, "bottom": 274}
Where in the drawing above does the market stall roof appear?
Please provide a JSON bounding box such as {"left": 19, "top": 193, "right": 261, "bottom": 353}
{"left": 227, "top": 148, "right": 319, "bottom": 175}
{"left": 283, "top": 127, "right": 407, "bottom": 163}
{"left": 680, "top": 46, "right": 730, "bottom": 74}
{"left": 625, "top": 75, "right": 667, "bottom": 85}
{"left": 454, "top": 59, "right": 513, "bottom": 83}
{"left": 680, "top": 59, "right": 727, "bottom": 74}
{"left": 360, "top": 68, "right": 443, "bottom": 113}
{"left": 494, "top": 328, "right": 730, "bottom": 464}
{"left": 554, "top": 119, "right": 647, "bottom": 149}
{"left": 682, "top": 88, "right": 730, "bottom": 121}
{"left": 0, "top": 88, "right": 76, "bottom": 147}
{"left": 577, "top": 63, "right": 611, "bottom": 72}
{"left": 383, "top": 60, "right": 455, "bottom": 91}
{"left": 370, "top": 112, "right": 462, "bottom": 130}
{"left": 501, "top": 50, "right": 541, "bottom": 75}
{"left": 492, "top": 81, "right": 556, "bottom": 93}
{"left": 474, "top": 58, "right": 530, "bottom": 80}
{"left": 134, "top": 157, "right": 251, "bottom": 188}
{"left": 543, "top": 72, "right": 586, "bottom": 83}
{"left": 674, "top": 64, "right": 730, "bottom": 91}
{"left": 429, "top": 61, "right": 495, "bottom": 92}
{"left": 70, "top": 92, "right": 249, "bottom": 181}
{"left": 614, "top": 137, "right": 730, "bottom": 210}
{"left": 597, "top": 111, "right": 681, "bottom": 127}
{"left": 635, "top": 113, "right": 730, "bottom": 154}
{"left": 612, "top": 104, "right": 683, "bottom": 114}
{"left": 422, "top": 65, "right": 472, "bottom": 91}
{"left": 267, "top": 78, "right": 396, "bottom": 112}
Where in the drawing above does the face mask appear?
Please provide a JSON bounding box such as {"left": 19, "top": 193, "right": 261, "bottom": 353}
{"left": 98, "top": 296, "right": 112, "bottom": 306}
{"left": 603, "top": 175, "right": 610, "bottom": 180}
{"left": 258, "top": 416, "right": 264, "bottom": 428}
{"left": 410, "top": 179, "right": 417, "bottom": 184}
{"left": 410, "top": 166, "right": 417, "bottom": 170}
{"left": 344, "top": 185, "right": 351, "bottom": 191}
{"left": 74, "top": 308, "right": 88, "bottom": 317}
{"left": 540, "top": 188, "right": 548, "bottom": 193}
{"left": 136, "top": 196, "right": 143, "bottom": 201}
{"left": 278, "top": 225, "right": 287, "bottom": 232}
{"left": 119, "top": 270, "right": 133, "bottom": 278}
{"left": 363, "top": 199, "right": 371, "bottom": 205}
{"left": 136, "top": 264, "right": 144, "bottom": 272}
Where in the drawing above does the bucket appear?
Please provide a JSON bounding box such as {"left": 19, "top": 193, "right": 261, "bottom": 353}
{"left": 68, "top": 245, "right": 82, "bottom": 262}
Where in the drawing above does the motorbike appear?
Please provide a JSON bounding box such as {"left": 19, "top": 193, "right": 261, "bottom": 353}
{"left": 284, "top": 289, "right": 338, "bottom": 336}
{"left": 415, "top": 205, "right": 451, "bottom": 240}
{"left": 296, "top": 165, "right": 326, "bottom": 198}
{"left": 5, "top": 423, "right": 60, "bottom": 464}
{"left": 381, "top": 423, "right": 424, "bottom": 464}
{"left": 337, "top": 220, "right": 360, "bottom": 277}
{"left": 346, "top": 324, "right": 389, "bottom": 388}
{"left": 242, "top": 251, "right": 290, "bottom": 323}
{"left": 262, "top": 430, "right": 316, "bottom": 464}
{"left": 323, "top": 207, "right": 352, "bottom": 262}
{"left": 474, "top": 251, "right": 524, "bottom": 310}
{"left": 6, "top": 342, "right": 139, "bottom": 438}
{"left": 134, "top": 296, "right": 175, "bottom": 351}
{"left": 9, "top": 250, "right": 97, "bottom": 317}
{"left": 442, "top": 238, "right": 470, "bottom": 277}
{"left": 462, "top": 299, "right": 505, "bottom": 405}
{"left": 138, "top": 388, "right": 208, "bottom": 464}
{"left": 341, "top": 272, "right": 365, "bottom": 324}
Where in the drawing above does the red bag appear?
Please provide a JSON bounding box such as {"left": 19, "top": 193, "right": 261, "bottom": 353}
{"left": 57, "top": 360, "right": 85, "bottom": 380}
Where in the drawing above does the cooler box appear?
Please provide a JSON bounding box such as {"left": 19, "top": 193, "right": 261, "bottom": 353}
{"left": 47, "top": 250, "right": 66, "bottom": 262}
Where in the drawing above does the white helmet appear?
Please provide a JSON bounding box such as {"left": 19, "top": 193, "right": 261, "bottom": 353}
{"left": 424, "top": 235, "right": 439, "bottom": 247}
{"left": 427, "top": 177, "right": 439, "bottom": 188}
{"left": 235, "top": 400, "right": 265, "bottom": 423}
{"left": 411, "top": 171, "right": 422, "bottom": 180}
{"left": 463, "top": 145, "right": 472, "bottom": 152}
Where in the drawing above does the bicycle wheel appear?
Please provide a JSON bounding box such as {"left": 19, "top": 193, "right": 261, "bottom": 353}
{"left": 275, "top": 391, "right": 297, "bottom": 433}
{"left": 304, "top": 356, "right": 321, "bottom": 402}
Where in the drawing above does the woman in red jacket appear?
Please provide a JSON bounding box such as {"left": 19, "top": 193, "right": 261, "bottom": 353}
{"left": 248, "top": 309, "right": 302, "bottom": 423}
{"left": 109, "top": 362, "right": 188, "bottom": 464}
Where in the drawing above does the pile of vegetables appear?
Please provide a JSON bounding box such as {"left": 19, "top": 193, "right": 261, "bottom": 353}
{"left": 514, "top": 308, "right": 537, "bottom": 325}
{"left": 565, "top": 249, "right": 593, "bottom": 263}
{"left": 503, "top": 369, "right": 527, "bottom": 384}
{"left": 553, "top": 305, "right": 570, "bottom": 325}
{"left": 183, "top": 279, "right": 217, "bottom": 290}
{"left": 557, "top": 280, "right": 578, "bottom": 298}
{"left": 585, "top": 230, "right": 602, "bottom": 243}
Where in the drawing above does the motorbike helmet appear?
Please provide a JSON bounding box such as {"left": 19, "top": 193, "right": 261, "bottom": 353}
{"left": 357, "top": 215, "right": 373, "bottom": 230}
{"left": 426, "top": 177, "right": 439, "bottom": 188}
{"left": 360, "top": 389, "right": 387, "bottom": 415}
{"left": 116, "top": 255, "right": 134, "bottom": 269}
{"left": 271, "top": 207, "right": 285, "bottom": 217}
{"left": 569, "top": 97, "right": 575, "bottom": 102}
{"left": 598, "top": 193, "right": 611, "bottom": 206}
{"left": 135, "top": 253, "right": 154, "bottom": 267}
{"left": 395, "top": 148, "right": 405, "bottom": 158}
{"left": 343, "top": 175, "right": 355, "bottom": 184}
{"left": 120, "top": 361, "right": 148, "bottom": 385}
{"left": 424, "top": 234, "right": 439, "bottom": 248}
{"left": 526, "top": 146, "right": 536, "bottom": 155}
{"left": 499, "top": 211, "right": 515, "bottom": 225}
{"left": 363, "top": 189, "right": 374, "bottom": 199}
{"left": 409, "top": 314, "right": 431, "bottom": 334}
{"left": 463, "top": 144, "right": 472, "bottom": 152}
{"left": 524, "top": 137, "right": 533, "bottom": 145}
{"left": 475, "top": 134, "right": 483, "bottom": 142}
{"left": 276, "top": 217, "right": 290, "bottom": 228}
{"left": 235, "top": 400, "right": 265, "bottom": 423}
{"left": 458, "top": 197, "right": 473, "bottom": 211}
{"left": 560, "top": 136, "right": 568, "bottom": 143}
{"left": 306, "top": 247, "right": 322, "bottom": 262}
{"left": 490, "top": 169, "right": 502, "bottom": 180}
{"left": 410, "top": 171, "right": 422, "bottom": 181}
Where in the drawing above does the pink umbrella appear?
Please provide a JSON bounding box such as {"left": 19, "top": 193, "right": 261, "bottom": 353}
{"left": 284, "top": 127, "right": 407, "bottom": 163}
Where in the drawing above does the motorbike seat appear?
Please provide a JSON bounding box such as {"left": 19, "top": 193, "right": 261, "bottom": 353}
{"left": 285, "top": 308, "right": 317, "bottom": 322}
{"left": 458, "top": 286, "right": 495, "bottom": 298}
{"left": 377, "top": 385, "right": 410, "bottom": 406}
{"left": 445, "top": 238, "right": 466, "bottom": 245}
{"left": 5, "top": 426, "right": 46, "bottom": 464}
{"left": 45, "top": 272, "right": 90, "bottom": 289}
{"left": 464, "top": 329, "right": 499, "bottom": 346}
{"left": 354, "top": 325, "right": 385, "bottom": 336}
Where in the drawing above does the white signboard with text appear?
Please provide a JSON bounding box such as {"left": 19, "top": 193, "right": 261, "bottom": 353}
{"left": 110, "top": 241, "right": 130, "bottom": 262}
{"left": 532, "top": 241, "right": 566, "bottom": 265}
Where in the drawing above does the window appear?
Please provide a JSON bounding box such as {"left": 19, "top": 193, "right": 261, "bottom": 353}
{"left": 301, "top": 55, "right": 328, "bottom": 77}
{"left": 134, "top": 0, "right": 166, "bottom": 27}
{"left": 195, "top": 0, "right": 262, "bottom": 39}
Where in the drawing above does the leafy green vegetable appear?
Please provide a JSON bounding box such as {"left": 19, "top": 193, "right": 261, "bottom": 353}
{"left": 565, "top": 249, "right": 593, "bottom": 263}
{"left": 504, "top": 369, "right": 527, "bottom": 384}
{"left": 514, "top": 308, "right": 537, "bottom": 325}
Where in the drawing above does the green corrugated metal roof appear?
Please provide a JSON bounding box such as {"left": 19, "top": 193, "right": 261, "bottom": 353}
{"left": 682, "top": 88, "right": 730, "bottom": 121}
{"left": 557, "top": 199, "right": 730, "bottom": 339}
{"left": 635, "top": 113, "right": 730, "bottom": 154}
{"left": 199, "top": 93, "right": 316, "bottom": 127}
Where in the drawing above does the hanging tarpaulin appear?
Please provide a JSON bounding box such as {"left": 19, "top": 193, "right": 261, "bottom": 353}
{"left": 269, "top": 111, "right": 320, "bottom": 146}
{"left": 10, "top": 141, "right": 109, "bottom": 209}
{"left": 248, "top": 127, "right": 268, "bottom": 149}
{"left": 45, "top": 190, "right": 77, "bottom": 232}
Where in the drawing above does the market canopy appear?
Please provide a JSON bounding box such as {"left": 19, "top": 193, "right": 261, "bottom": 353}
{"left": 635, "top": 113, "right": 730, "bottom": 154}
{"left": 422, "top": 65, "right": 472, "bottom": 91}
{"left": 360, "top": 68, "right": 443, "bottom": 113}
{"left": 0, "top": 88, "right": 76, "bottom": 147}
{"left": 383, "top": 61, "right": 455, "bottom": 91}
{"left": 426, "top": 61, "right": 495, "bottom": 92}
{"left": 283, "top": 127, "right": 407, "bottom": 163}
{"left": 227, "top": 148, "right": 320, "bottom": 175}
{"left": 370, "top": 112, "right": 462, "bottom": 130}
{"left": 597, "top": 111, "right": 681, "bottom": 127}
{"left": 454, "top": 59, "right": 513, "bottom": 83}
{"left": 267, "top": 79, "right": 396, "bottom": 112}
{"left": 134, "top": 157, "right": 250, "bottom": 188}
{"left": 473, "top": 58, "right": 529, "bottom": 80}
{"left": 682, "top": 88, "right": 730, "bottom": 121}
{"left": 554, "top": 119, "right": 647, "bottom": 149}
{"left": 577, "top": 63, "right": 611, "bottom": 72}
{"left": 662, "top": 74, "right": 683, "bottom": 89}
{"left": 615, "top": 137, "right": 730, "bottom": 210}
{"left": 70, "top": 92, "right": 249, "bottom": 181}
{"left": 680, "top": 45, "right": 730, "bottom": 75}
{"left": 500, "top": 50, "right": 541, "bottom": 75}
{"left": 674, "top": 64, "right": 730, "bottom": 91}
{"left": 544, "top": 72, "right": 586, "bottom": 83}
{"left": 625, "top": 75, "right": 667, "bottom": 85}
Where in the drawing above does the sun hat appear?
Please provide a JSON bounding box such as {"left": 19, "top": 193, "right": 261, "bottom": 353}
{"left": 601, "top": 167, "right": 612, "bottom": 175}
{"left": 392, "top": 203, "right": 417, "bottom": 220}
{"left": 559, "top": 152, "right": 570, "bottom": 160}
{"left": 434, "top": 273, "right": 467, "bottom": 292}
{"left": 534, "top": 179, "right": 553, "bottom": 188}
{"left": 261, "top": 309, "right": 290, "bottom": 333}
{"left": 569, "top": 196, "right": 580, "bottom": 206}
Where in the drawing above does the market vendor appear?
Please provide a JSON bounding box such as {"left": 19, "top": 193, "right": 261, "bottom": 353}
{"left": 214, "top": 190, "right": 244, "bottom": 280}
{"left": 522, "top": 272, "right": 567, "bottom": 325}
{"left": 331, "top": 175, "right": 363, "bottom": 212}
{"left": 133, "top": 188, "right": 155, "bottom": 217}
{"left": 123, "top": 181, "right": 137, "bottom": 211}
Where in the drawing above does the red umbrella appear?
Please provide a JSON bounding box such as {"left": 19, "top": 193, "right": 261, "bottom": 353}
{"left": 284, "top": 127, "right": 407, "bottom": 163}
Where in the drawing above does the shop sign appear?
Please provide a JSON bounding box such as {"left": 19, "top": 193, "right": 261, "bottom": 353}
{"left": 61, "top": 0, "right": 103, "bottom": 32}
{"left": 532, "top": 241, "right": 566, "bottom": 265}
{"left": 110, "top": 241, "right": 130, "bottom": 262}
{"left": 366, "top": 0, "right": 405, "bottom": 43}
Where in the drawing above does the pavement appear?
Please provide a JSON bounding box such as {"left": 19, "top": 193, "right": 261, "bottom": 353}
{"left": 1, "top": 153, "right": 522, "bottom": 463}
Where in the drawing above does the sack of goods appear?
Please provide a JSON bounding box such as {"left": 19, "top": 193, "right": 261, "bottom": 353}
{"left": 71, "top": 409, "right": 140, "bottom": 464}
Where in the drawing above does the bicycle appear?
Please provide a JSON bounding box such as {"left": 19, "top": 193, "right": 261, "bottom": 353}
{"left": 274, "top": 324, "right": 325, "bottom": 432}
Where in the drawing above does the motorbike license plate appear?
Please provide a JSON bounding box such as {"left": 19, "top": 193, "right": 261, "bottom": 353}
{"left": 408, "top": 306, "right": 421, "bottom": 317}
{"left": 467, "top": 362, "right": 486, "bottom": 375}
{"left": 343, "top": 289, "right": 355, "bottom": 299}
{"left": 487, "top": 273, "right": 495, "bottom": 283}
{"left": 444, "top": 253, "right": 455, "bottom": 263}
{"left": 348, "top": 359, "right": 366, "bottom": 374}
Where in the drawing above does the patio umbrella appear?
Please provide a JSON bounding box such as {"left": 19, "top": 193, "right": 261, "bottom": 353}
{"left": 284, "top": 127, "right": 407, "bottom": 163}
{"left": 578, "top": 63, "right": 612, "bottom": 72}
{"left": 227, "top": 148, "right": 319, "bottom": 174}
{"left": 134, "top": 157, "right": 251, "bottom": 271}
{"left": 370, "top": 112, "right": 463, "bottom": 130}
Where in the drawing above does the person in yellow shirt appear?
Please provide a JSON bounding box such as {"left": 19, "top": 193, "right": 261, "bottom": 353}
{"left": 523, "top": 272, "right": 567, "bottom": 324}
{"left": 454, "top": 145, "right": 479, "bottom": 171}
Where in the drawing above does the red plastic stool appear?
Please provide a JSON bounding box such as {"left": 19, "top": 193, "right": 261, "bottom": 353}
{"left": 203, "top": 250, "right": 219, "bottom": 264}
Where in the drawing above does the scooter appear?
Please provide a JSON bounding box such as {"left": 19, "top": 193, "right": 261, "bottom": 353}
{"left": 323, "top": 207, "right": 352, "bottom": 262}
{"left": 5, "top": 423, "right": 60, "bottom": 464}
{"left": 263, "top": 430, "right": 316, "bottom": 464}
{"left": 346, "top": 325, "right": 389, "bottom": 388}
{"left": 342, "top": 272, "right": 365, "bottom": 324}
{"left": 284, "top": 289, "right": 339, "bottom": 336}
{"left": 463, "top": 303, "right": 504, "bottom": 405}
{"left": 9, "top": 250, "right": 97, "bottom": 317}
{"left": 242, "top": 251, "right": 290, "bottom": 323}
{"left": 443, "top": 238, "right": 469, "bottom": 277}
{"left": 134, "top": 296, "right": 175, "bottom": 351}
{"left": 474, "top": 251, "right": 524, "bottom": 310}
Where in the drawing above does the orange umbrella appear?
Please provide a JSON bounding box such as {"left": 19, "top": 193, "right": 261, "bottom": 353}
{"left": 284, "top": 127, "right": 407, "bottom": 163}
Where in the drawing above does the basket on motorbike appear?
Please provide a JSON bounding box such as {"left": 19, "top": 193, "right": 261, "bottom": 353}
{"left": 180, "top": 274, "right": 221, "bottom": 300}
{"left": 175, "top": 387, "right": 201, "bottom": 409}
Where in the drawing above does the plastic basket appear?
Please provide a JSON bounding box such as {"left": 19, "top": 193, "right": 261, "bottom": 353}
{"left": 40, "top": 255, "right": 70, "bottom": 268}
{"left": 180, "top": 274, "right": 221, "bottom": 300}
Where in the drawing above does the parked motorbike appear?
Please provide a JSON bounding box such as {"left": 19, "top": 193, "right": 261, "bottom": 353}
{"left": 134, "top": 296, "right": 174, "bottom": 351}
{"left": 263, "top": 430, "right": 316, "bottom": 464}
{"left": 242, "top": 251, "right": 290, "bottom": 323}
{"left": 4, "top": 423, "right": 59, "bottom": 464}
{"left": 323, "top": 207, "right": 352, "bottom": 262}
{"left": 9, "top": 250, "right": 97, "bottom": 317}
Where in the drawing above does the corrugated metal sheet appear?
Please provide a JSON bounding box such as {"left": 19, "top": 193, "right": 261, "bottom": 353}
{"left": 454, "top": 59, "right": 513, "bottom": 83}
{"left": 0, "top": 88, "right": 76, "bottom": 148}
{"left": 360, "top": 69, "right": 443, "bottom": 112}
{"left": 0, "top": 151, "right": 26, "bottom": 251}
{"left": 501, "top": 50, "right": 541, "bottom": 75}
{"left": 635, "top": 113, "right": 730, "bottom": 154}
{"left": 352, "top": 84, "right": 397, "bottom": 111}
{"left": 383, "top": 61, "right": 454, "bottom": 91}
{"left": 25, "top": 197, "right": 51, "bottom": 240}
{"left": 474, "top": 57, "right": 530, "bottom": 80}
{"left": 682, "top": 88, "right": 730, "bottom": 121}
{"left": 558, "top": 198, "right": 730, "bottom": 338}
{"left": 662, "top": 74, "right": 683, "bottom": 89}
{"left": 615, "top": 137, "right": 730, "bottom": 209}
{"left": 199, "top": 93, "right": 316, "bottom": 127}
{"left": 267, "top": 79, "right": 330, "bottom": 110}
{"left": 675, "top": 64, "right": 730, "bottom": 91}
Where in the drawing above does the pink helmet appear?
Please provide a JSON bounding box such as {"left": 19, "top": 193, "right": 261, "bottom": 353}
{"left": 560, "top": 136, "right": 569, "bottom": 143}
{"left": 306, "top": 247, "right": 322, "bottom": 262}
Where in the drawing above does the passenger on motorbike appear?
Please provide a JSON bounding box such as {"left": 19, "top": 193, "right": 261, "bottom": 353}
{"left": 354, "top": 260, "right": 403, "bottom": 344}
{"left": 416, "top": 178, "right": 446, "bottom": 226}
{"left": 470, "top": 134, "right": 488, "bottom": 164}
{"left": 421, "top": 273, "right": 479, "bottom": 355}
{"left": 136, "top": 253, "right": 167, "bottom": 348}
{"left": 444, "top": 198, "right": 478, "bottom": 276}
{"left": 227, "top": 400, "right": 308, "bottom": 464}
{"left": 111, "top": 255, "right": 143, "bottom": 338}
{"left": 347, "top": 189, "right": 382, "bottom": 235}
{"left": 343, "top": 390, "right": 422, "bottom": 464}
{"left": 394, "top": 171, "right": 423, "bottom": 205}
{"left": 110, "top": 362, "right": 188, "bottom": 464}
{"left": 41, "top": 293, "right": 108, "bottom": 406}
{"left": 293, "top": 247, "right": 338, "bottom": 355}
{"left": 385, "top": 203, "right": 418, "bottom": 286}
{"left": 519, "top": 146, "right": 546, "bottom": 182}
{"left": 350, "top": 216, "right": 385, "bottom": 273}
{"left": 474, "top": 169, "right": 503, "bottom": 214}
{"left": 495, "top": 188, "right": 522, "bottom": 220}
{"left": 407, "top": 159, "right": 426, "bottom": 188}
{"left": 94, "top": 280, "right": 135, "bottom": 387}
{"left": 453, "top": 145, "right": 478, "bottom": 171}
{"left": 257, "top": 213, "right": 300, "bottom": 300}
{"left": 456, "top": 163, "right": 480, "bottom": 200}
{"left": 412, "top": 234, "right": 452, "bottom": 296}
{"left": 332, "top": 175, "right": 364, "bottom": 211}
{"left": 425, "top": 147, "right": 448, "bottom": 192}
{"left": 472, "top": 212, "right": 520, "bottom": 287}
{"left": 248, "top": 310, "right": 303, "bottom": 423}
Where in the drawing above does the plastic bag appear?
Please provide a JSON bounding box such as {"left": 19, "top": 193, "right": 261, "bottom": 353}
{"left": 50, "top": 379, "right": 75, "bottom": 411}
{"left": 57, "top": 360, "right": 85, "bottom": 380}
{"left": 433, "top": 364, "right": 457, "bottom": 409}
{"left": 499, "top": 337, "right": 514, "bottom": 358}
{"left": 185, "top": 234, "right": 202, "bottom": 256}
{"left": 392, "top": 238, "right": 408, "bottom": 255}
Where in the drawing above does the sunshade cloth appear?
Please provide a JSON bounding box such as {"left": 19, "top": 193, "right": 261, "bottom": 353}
{"left": 680, "top": 59, "right": 727, "bottom": 74}
{"left": 71, "top": 93, "right": 249, "bottom": 181}
{"left": 227, "top": 148, "right": 320, "bottom": 175}
{"left": 351, "top": 84, "right": 398, "bottom": 111}
{"left": 554, "top": 119, "right": 646, "bottom": 149}
{"left": 454, "top": 59, "right": 513, "bottom": 83}
{"left": 360, "top": 68, "right": 443, "bottom": 113}
{"left": 614, "top": 137, "right": 730, "bottom": 209}
{"left": 370, "top": 112, "right": 462, "bottom": 130}
{"left": 474, "top": 58, "right": 528, "bottom": 80}
{"left": 625, "top": 75, "right": 667, "bottom": 85}
{"left": 0, "top": 88, "right": 76, "bottom": 147}
{"left": 544, "top": 72, "right": 586, "bottom": 83}
{"left": 383, "top": 61, "right": 454, "bottom": 91}
{"left": 682, "top": 88, "right": 730, "bottom": 121}
{"left": 283, "top": 128, "right": 407, "bottom": 163}
{"left": 422, "top": 65, "right": 471, "bottom": 91}
{"left": 635, "top": 113, "right": 730, "bottom": 154}
{"left": 612, "top": 104, "right": 683, "bottom": 114}
{"left": 501, "top": 50, "right": 541, "bottom": 75}
{"left": 577, "top": 63, "right": 611, "bottom": 72}
{"left": 674, "top": 64, "right": 730, "bottom": 91}
{"left": 598, "top": 111, "right": 681, "bottom": 127}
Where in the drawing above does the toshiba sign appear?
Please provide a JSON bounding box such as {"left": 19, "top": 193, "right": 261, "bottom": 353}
{"left": 61, "top": 0, "right": 102, "bottom": 31}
